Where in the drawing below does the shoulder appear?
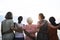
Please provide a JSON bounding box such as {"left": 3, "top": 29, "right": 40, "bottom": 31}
{"left": 5, "top": 19, "right": 14, "bottom": 23}
{"left": 43, "top": 20, "right": 48, "bottom": 23}
{"left": 1, "top": 20, "right": 5, "bottom": 25}
{"left": 1, "top": 20, "right": 7, "bottom": 24}
{"left": 2, "top": 20, "right": 5, "bottom": 22}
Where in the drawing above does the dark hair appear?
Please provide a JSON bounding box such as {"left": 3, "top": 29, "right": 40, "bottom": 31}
{"left": 18, "top": 16, "right": 23, "bottom": 23}
{"left": 5, "top": 12, "right": 13, "bottom": 19}
{"left": 49, "top": 16, "right": 58, "bottom": 26}
{"left": 39, "top": 13, "right": 45, "bottom": 19}
{"left": 49, "top": 17, "right": 55, "bottom": 22}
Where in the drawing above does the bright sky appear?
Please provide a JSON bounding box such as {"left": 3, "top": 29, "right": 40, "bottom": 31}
{"left": 0, "top": 0, "right": 60, "bottom": 23}
{"left": 0, "top": 0, "right": 60, "bottom": 24}
{"left": 0, "top": 0, "right": 60, "bottom": 39}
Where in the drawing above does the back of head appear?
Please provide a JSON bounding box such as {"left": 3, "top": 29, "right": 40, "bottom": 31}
{"left": 39, "top": 13, "right": 45, "bottom": 19}
{"left": 27, "top": 17, "right": 33, "bottom": 24}
{"left": 18, "top": 16, "right": 23, "bottom": 23}
{"left": 49, "top": 16, "right": 56, "bottom": 26}
{"left": 5, "top": 12, "right": 13, "bottom": 19}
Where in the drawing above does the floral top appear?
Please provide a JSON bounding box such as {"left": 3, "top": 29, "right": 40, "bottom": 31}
{"left": 24, "top": 24, "right": 37, "bottom": 40}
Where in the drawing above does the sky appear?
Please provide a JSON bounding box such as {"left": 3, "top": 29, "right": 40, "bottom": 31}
{"left": 0, "top": 0, "right": 60, "bottom": 39}
{"left": 0, "top": 0, "right": 60, "bottom": 23}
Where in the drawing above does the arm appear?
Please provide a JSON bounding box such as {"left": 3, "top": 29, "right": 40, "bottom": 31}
{"left": 24, "top": 29, "right": 35, "bottom": 40}
{"left": 13, "top": 23, "right": 23, "bottom": 32}
{"left": 11, "top": 26, "right": 23, "bottom": 32}
{"left": 48, "top": 22, "right": 59, "bottom": 29}
{"left": 58, "top": 23, "right": 60, "bottom": 29}
{"left": 14, "top": 27, "right": 23, "bottom": 32}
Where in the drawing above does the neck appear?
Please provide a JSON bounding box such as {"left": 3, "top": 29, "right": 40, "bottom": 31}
{"left": 28, "top": 23, "right": 32, "bottom": 25}
{"left": 40, "top": 19, "right": 43, "bottom": 22}
{"left": 18, "top": 21, "right": 22, "bottom": 24}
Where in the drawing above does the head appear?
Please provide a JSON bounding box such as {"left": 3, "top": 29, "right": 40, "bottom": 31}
{"left": 38, "top": 13, "right": 45, "bottom": 21}
{"left": 49, "top": 16, "right": 56, "bottom": 25}
{"left": 18, "top": 16, "right": 23, "bottom": 23}
{"left": 27, "top": 17, "right": 33, "bottom": 25}
{"left": 5, "top": 12, "right": 13, "bottom": 19}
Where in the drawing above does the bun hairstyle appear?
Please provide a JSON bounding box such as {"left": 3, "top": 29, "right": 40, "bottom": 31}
{"left": 39, "top": 13, "right": 45, "bottom": 19}
{"left": 49, "top": 16, "right": 56, "bottom": 22}
{"left": 49, "top": 16, "right": 56, "bottom": 26}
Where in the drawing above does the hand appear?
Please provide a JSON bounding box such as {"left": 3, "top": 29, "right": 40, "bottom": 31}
{"left": 58, "top": 24, "right": 60, "bottom": 28}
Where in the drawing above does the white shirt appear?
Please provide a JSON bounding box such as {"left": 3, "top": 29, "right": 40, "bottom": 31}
{"left": 15, "top": 23, "right": 24, "bottom": 38}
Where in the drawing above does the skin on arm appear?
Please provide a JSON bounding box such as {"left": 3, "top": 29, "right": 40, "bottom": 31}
{"left": 14, "top": 23, "right": 24, "bottom": 32}
{"left": 15, "top": 27, "right": 23, "bottom": 32}
{"left": 11, "top": 25, "right": 23, "bottom": 32}
{"left": 48, "top": 22, "right": 59, "bottom": 29}
{"left": 10, "top": 21, "right": 22, "bottom": 33}
{"left": 58, "top": 23, "right": 60, "bottom": 29}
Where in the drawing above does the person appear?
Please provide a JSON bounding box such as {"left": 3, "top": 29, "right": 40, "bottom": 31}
{"left": 49, "top": 17, "right": 59, "bottom": 26}
{"left": 48, "top": 16, "right": 60, "bottom": 40}
{"left": 37, "top": 13, "right": 59, "bottom": 40}
{"left": 24, "top": 17, "right": 37, "bottom": 40}
{"left": 13, "top": 16, "right": 24, "bottom": 40}
{"left": 1, "top": 12, "right": 14, "bottom": 40}
{"left": 37, "top": 13, "right": 49, "bottom": 40}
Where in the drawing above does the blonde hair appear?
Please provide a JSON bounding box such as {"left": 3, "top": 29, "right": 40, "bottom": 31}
{"left": 27, "top": 17, "right": 33, "bottom": 24}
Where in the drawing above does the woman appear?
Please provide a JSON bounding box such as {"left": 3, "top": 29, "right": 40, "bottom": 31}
{"left": 24, "top": 17, "right": 37, "bottom": 40}
{"left": 1, "top": 12, "right": 14, "bottom": 40}
{"left": 37, "top": 13, "right": 49, "bottom": 40}
{"left": 13, "top": 16, "right": 24, "bottom": 40}
{"left": 37, "top": 13, "right": 59, "bottom": 40}
{"left": 49, "top": 16, "right": 60, "bottom": 40}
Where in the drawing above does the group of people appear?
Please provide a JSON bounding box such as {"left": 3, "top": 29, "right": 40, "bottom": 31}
{"left": 1, "top": 11, "right": 60, "bottom": 40}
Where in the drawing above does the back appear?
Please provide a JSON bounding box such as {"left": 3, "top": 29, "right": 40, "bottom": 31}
{"left": 37, "top": 20, "right": 49, "bottom": 40}
{"left": 38, "top": 20, "right": 48, "bottom": 33}
{"left": 2, "top": 19, "right": 14, "bottom": 33}
{"left": 1, "top": 19, "right": 14, "bottom": 40}
{"left": 15, "top": 23, "right": 24, "bottom": 38}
